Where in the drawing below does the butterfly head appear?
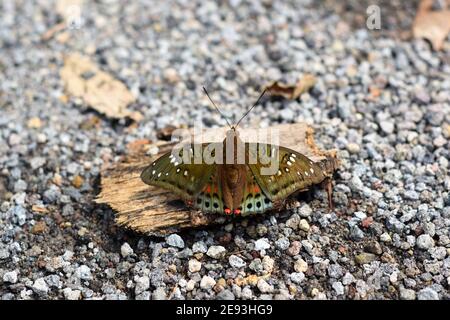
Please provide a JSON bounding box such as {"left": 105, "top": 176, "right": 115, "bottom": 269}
{"left": 226, "top": 126, "right": 239, "bottom": 137}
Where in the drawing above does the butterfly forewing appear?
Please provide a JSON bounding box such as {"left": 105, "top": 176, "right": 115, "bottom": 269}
{"left": 140, "top": 143, "right": 215, "bottom": 200}
{"left": 247, "top": 143, "right": 326, "bottom": 202}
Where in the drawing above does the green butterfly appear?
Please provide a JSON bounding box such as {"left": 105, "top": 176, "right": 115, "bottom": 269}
{"left": 141, "top": 88, "right": 335, "bottom": 216}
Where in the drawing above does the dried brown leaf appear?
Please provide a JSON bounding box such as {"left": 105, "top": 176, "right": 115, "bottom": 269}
{"left": 413, "top": 0, "right": 450, "bottom": 50}
{"left": 264, "top": 74, "right": 316, "bottom": 100}
{"left": 60, "top": 53, "right": 140, "bottom": 120}
{"left": 156, "top": 125, "right": 178, "bottom": 141}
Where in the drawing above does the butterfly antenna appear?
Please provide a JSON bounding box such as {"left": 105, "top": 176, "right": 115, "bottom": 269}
{"left": 235, "top": 89, "right": 267, "bottom": 128}
{"left": 203, "top": 87, "right": 232, "bottom": 129}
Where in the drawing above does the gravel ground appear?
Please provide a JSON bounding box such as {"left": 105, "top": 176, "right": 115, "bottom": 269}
{"left": 1, "top": 0, "right": 449, "bottom": 300}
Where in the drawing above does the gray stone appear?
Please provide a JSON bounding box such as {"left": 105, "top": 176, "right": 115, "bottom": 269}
{"left": 152, "top": 287, "right": 167, "bottom": 300}
{"left": 298, "top": 204, "right": 312, "bottom": 217}
{"left": 30, "top": 157, "right": 46, "bottom": 169}
{"left": 241, "top": 287, "right": 253, "bottom": 300}
{"left": 192, "top": 241, "right": 207, "bottom": 253}
{"left": 332, "top": 281, "right": 344, "bottom": 295}
{"left": 285, "top": 214, "right": 300, "bottom": 230}
{"left": 257, "top": 279, "right": 274, "bottom": 293}
{"left": 120, "top": 242, "right": 134, "bottom": 257}
{"left": 275, "top": 237, "right": 290, "bottom": 250}
{"left": 200, "top": 276, "right": 216, "bottom": 290}
{"left": 45, "top": 275, "right": 61, "bottom": 288}
{"left": 43, "top": 185, "right": 61, "bottom": 203}
{"left": 14, "top": 179, "right": 27, "bottom": 192}
{"left": 417, "top": 287, "right": 439, "bottom": 300}
{"left": 342, "top": 272, "right": 355, "bottom": 285}
{"left": 294, "top": 258, "right": 308, "bottom": 273}
{"left": 229, "top": 255, "right": 246, "bottom": 268}
{"left": 63, "top": 288, "right": 81, "bottom": 300}
{"left": 3, "top": 270, "right": 18, "bottom": 284}
{"left": 254, "top": 238, "right": 270, "bottom": 251}
{"left": 416, "top": 234, "right": 435, "bottom": 250}
{"left": 166, "top": 234, "right": 185, "bottom": 249}
{"left": 0, "top": 247, "right": 10, "bottom": 260}
{"left": 188, "top": 259, "right": 202, "bottom": 272}
{"left": 32, "top": 278, "right": 49, "bottom": 295}
{"left": 9, "top": 205, "right": 27, "bottom": 226}
{"left": 299, "top": 219, "right": 310, "bottom": 232}
{"left": 135, "top": 276, "right": 150, "bottom": 295}
{"left": 206, "top": 245, "right": 226, "bottom": 259}
{"left": 399, "top": 287, "right": 416, "bottom": 300}
{"left": 217, "top": 289, "right": 235, "bottom": 300}
{"left": 75, "top": 265, "right": 92, "bottom": 281}
{"left": 249, "top": 259, "right": 264, "bottom": 273}
{"left": 379, "top": 121, "right": 395, "bottom": 134}
{"left": 350, "top": 225, "right": 364, "bottom": 241}
{"left": 290, "top": 272, "right": 305, "bottom": 284}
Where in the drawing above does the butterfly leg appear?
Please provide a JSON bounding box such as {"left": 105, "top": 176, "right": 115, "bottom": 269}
{"left": 323, "top": 178, "right": 334, "bottom": 211}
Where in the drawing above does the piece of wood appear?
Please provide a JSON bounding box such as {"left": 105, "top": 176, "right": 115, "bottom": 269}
{"left": 95, "top": 123, "right": 339, "bottom": 236}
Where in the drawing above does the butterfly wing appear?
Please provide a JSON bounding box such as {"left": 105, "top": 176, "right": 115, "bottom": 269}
{"left": 192, "top": 166, "right": 225, "bottom": 214}
{"left": 141, "top": 143, "right": 216, "bottom": 200}
{"left": 247, "top": 143, "right": 326, "bottom": 201}
{"left": 240, "top": 168, "right": 274, "bottom": 216}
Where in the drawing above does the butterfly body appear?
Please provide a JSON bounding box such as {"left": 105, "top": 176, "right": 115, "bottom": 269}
{"left": 141, "top": 128, "right": 335, "bottom": 216}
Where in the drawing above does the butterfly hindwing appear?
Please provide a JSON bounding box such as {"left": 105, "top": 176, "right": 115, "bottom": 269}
{"left": 193, "top": 167, "right": 224, "bottom": 214}
{"left": 247, "top": 143, "right": 326, "bottom": 201}
{"left": 240, "top": 168, "right": 273, "bottom": 216}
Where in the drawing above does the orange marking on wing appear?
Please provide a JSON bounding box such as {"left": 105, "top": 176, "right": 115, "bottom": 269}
{"left": 253, "top": 186, "right": 260, "bottom": 193}
{"left": 205, "top": 185, "right": 211, "bottom": 193}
